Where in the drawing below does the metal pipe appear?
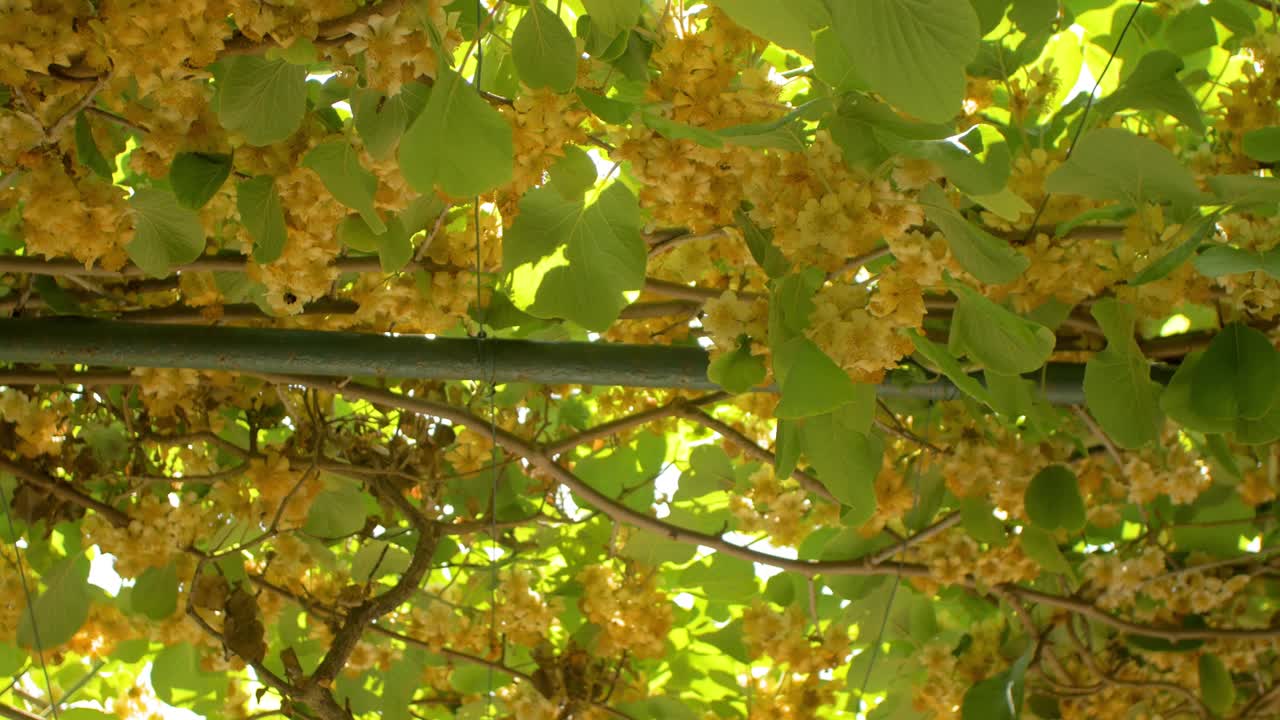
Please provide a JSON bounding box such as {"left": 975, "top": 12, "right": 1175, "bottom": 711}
{"left": 0, "top": 318, "right": 1148, "bottom": 403}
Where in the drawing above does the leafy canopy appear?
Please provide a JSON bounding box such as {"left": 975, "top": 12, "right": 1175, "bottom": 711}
{"left": 3, "top": 1, "right": 1280, "bottom": 719}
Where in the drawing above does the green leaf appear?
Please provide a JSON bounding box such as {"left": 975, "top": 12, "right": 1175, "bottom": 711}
{"left": 1195, "top": 245, "right": 1268, "bottom": 277}
{"left": 1096, "top": 50, "right": 1205, "bottom": 133}
{"left": 151, "top": 643, "right": 225, "bottom": 703}
{"left": 33, "top": 276, "right": 83, "bottom": 315}
{"left": 337, "top": 214, "right": 380, "bottom": 253}
{"left": 582, "top": 0, "right": 642, "bottom": 39}
{"left": 74, "top": 112, "right": 114, "bottom": 180}
{"left": 575, "top": 447, "right": 642, "bottom": 498}
{"left": 547, "top": 145, "right": 598, "bottom": 200}
{"left": 127, "top": 188, "right": 206, "bottom": 277}
{"left": 1024, "top": 465, "right": 1086, "bottom": 532}
{"left": 1129, "top": 214, "right": 1217, "bottom": 286}
{"left": 621, "top": 529, "right": 697, "bottom": 566}
{"left": 351, "top": 83, "right": 430, "bottom": 160}
{"left": 920, "top": 184, "right": 1028, "bottom": 285}
{"left": 60, "top": 709, "right": 117, "bottom": 720}
{"left": 1172, "top": 495, "right": 1254, "bottom": 556}
{"left": 511, "top": 3, "right": 579, "bottom": 93}
{"left": 1045, "top": 128, "right": 1203, "bottom": 207}
{"left": 1163, "top": 4, "right": 1217, "bottom": 55}
{"left": 718, "top": 115, "right": 808, "bottom": 153}
{"left": 683, "top": 445, "right": 737, "bottom": 497}
{"left": 802, "top": 415, "right": 883, "bottom": 521}
{"left": 502, "top": 182, "right": 645, "bottom": 331}
{"left": 880, "top": 125, "right": 1010, "bottom": 197}
{"left": 642, "top": 112, "right": 725, "bottom": 148}
{"left": 813, "top": 28, "right": 865, "bottom": 92}
{"left": 399, "top": 68, "right": 514, "bottom": 197}
{"left": 1208, "top": 174, "right": 1280, "bottom": 207}
{"left": 1235, "top": 400, "right": 1280, "bottom": 445}
{"left": 734, "top": 208, "right": 790, "bottom": 278}
{"left": 960, "top": 653, "right": 1031, "bottom": 720}
{"left": 215, "top": 56, "right": 307, "bottom": 146}
{"left": 170, "top": 152, "right": 233, "bottom": 209}
{"left": 775, "top": 419, "right": 802, "bottom": 481}
{"left": 710, "top": 0, "right": 830, "bottom": 55}
{"left": 1055, "top": 204, "right": 1135, "bottom": 237}
{"left": 1189, "top": 323, "right": 1280, "bottom": 421}
{"left": 960, "top": 497, "right": 1007, "bottom": 546}
{"left": 707, "top": 340, "right": 767, "bottom": 393}
{"left": 1084, "top": 299, "right": 1163, "bottom": 448}
{"left": 338, "top": 214, "right": 413, "bottom": 273}
{"left": 622, "top": 697, "right": 701, "bottom": 720}
{"left": 906, "top": 329, "right": 995, "bottom": 406}
{"left": 450, "top": 662, "right": 513, "bottom": 694}
{"left": 1020, "top": 526, "right": 1072, "bottom": 574}
{"left": 768, "top": 268, "right": 823, "bottom": 346}
{"left": 1161, "top": 351, "right": 1233, "bottom": 434}
{"left": 17, "top": 554, "right": 91, "bottom": 649}
{"left": 1199, "top": 652, "right": 1235, "bottom": 716}
{"left": 236, "top": 175, "right": 288, "bottom": 265}
{"left": 373, "top": 217, "right": 413, "bottom": 273}
{"left": 305, "top": 484, "right": 369, "bottom": 539}
{"left": 1243, "top": 126, "right": 1280, "bottom": 163}
{"left": 698, "top": 619, "right": 750, "bottom": 662}
{"left": 352, "top": 540, "right": 413, "bottom": 581}
{"left": 1010, "top": 0, "right": 1058, "bottom": 33}
{"left": 382, "top": 654, "right": 430, "bottom": 720}
{"left": 986, "top": 370, "right": 1058, "bottom": 437}
{"left": 132, "top": 562, "right": 179, "bottom": 620}
{"left": 831, "top": 0, "right": 980, "bottom": 122}
{"left": 303, "top": 140, "right": 385, "bottom": 234}
{"left": 680, "top": 555, "right": 758, "bottom": 603}
{"left": 773, "top": 337, "right": 862, "bottom": 419}
{"left": 575, "top": 89, "right": 634, "bottom": 124}
{"left": 82, "top": 422, "right": 128, "bottom": 464}
{"left": 947, "top": 281, "right": 1056, "bottom": 376}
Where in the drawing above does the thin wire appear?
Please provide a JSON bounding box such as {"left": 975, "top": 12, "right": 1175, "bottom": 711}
{"left": 470, "top": 3, "right": 501, "bottom": 715}
{"left": 855, "top": 577, "right": 899, "bottom": 708}
{"left": 1019, "top": 0, "right": 1147, "bottom": 243}
{"left": 856, "top": 410, "right": 938, "bottom": 712}
{"left": 0, "top": 483, "right": 61, "bottom": 720}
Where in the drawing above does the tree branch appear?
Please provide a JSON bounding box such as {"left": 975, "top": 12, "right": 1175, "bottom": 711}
{"left": 0, "top": 703, "right": 43, "bottom": 720}
{"left": 868, "top": 512, "right": 961, "bottom": 565}
{"left": 0, "top": 456, "right": 129, "bottom": 528}
{"left": 673, "top": 403, "right": 836, "bottom": 503}
{"left": 270, "top": 375, "right": 1280, "bottom": 645}
{"left": 543, "top": 391, "right": 728, "bottom": 456}
{"left": 309, "top": 478, "right": 440, "bottom": 686}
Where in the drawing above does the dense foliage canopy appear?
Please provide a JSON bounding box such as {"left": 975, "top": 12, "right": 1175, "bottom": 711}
{"left": 4, "top": 0, "right": 1280, "bottom": 718}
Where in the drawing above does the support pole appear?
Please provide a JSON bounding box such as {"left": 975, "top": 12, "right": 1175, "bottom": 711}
{"left": 0, "top": 318, "right": 1140, "bottom": 404}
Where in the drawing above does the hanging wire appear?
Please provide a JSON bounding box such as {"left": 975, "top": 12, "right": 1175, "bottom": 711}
{"left": 1019, "top": 0, "right": 1147, "bottom": 243}
{"left": 0, "top": 482, "right": 61, "bottom": 720}
{"left": 854, "top": 405, "right": 938, "bottom": 712}
{"left": 469, "top": 3, "right": 502, "bottom": 715}
{"left": 857, "top": 8, "right": 1148, "bottom": 696}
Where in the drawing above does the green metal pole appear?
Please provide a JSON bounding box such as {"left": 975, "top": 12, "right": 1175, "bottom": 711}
{"left": 0, "top": 318, "right": 1139, "bottom": 403}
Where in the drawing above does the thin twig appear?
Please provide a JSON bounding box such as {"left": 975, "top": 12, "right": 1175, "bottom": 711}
{"left": 673, "top": 403, "right": 837, "bottom": 503}
{"left": 1071, "top": 405, "right": 1124, "bottom": 469}
{"left": 867, "top": 512, "right": 960, "bottom": 565}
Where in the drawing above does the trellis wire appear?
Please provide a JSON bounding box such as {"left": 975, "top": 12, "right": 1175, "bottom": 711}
{"left": 1020, "top": 0, "right": 1147, "bottom": 241}
{"left": 856, "top": 1, "right": 1151, "bottom": 711}
{"left": 469, "top": 2, "right": 502, "bottom": 715}
{"left": 0, "top": 482, "right": 60, "bottom": 720}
